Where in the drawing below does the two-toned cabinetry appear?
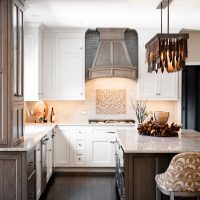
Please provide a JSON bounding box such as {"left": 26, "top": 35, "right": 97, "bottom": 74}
{"left": 0, "top": 0, "right": 25, "bottom": 147}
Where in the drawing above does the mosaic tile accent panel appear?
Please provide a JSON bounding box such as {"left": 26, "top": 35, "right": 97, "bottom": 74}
{"left": 96, "top": 89, "right": 126, "bottom": 114}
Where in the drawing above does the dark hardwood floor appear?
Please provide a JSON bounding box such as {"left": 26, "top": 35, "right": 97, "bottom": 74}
{"left": 41, "top": 173, "right": 119, "bottom": 200}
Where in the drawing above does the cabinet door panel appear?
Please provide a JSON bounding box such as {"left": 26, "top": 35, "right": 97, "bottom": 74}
{"left": 0, "top": 0, "right": 8, "bottom": 145}
{"left": 54, "top": 130, "right": 70, "bottom": 166}
{"left": 159, "top": 72, "right": 178, "bottom": 99}
{"left": 42, "top": 38, "right": 56, "bottom": 99}
{"left": 58, "top": 55, "right": 84, "bottom": 99}
{"left": 36, "top": 144, "right": 41, "bottom": 200}
{"left": 0, "top": 154, "right": 22, "bottom": 200}
{"left": 13, "top": 3, "right": 18, "bottom": 96}
{"left": 12, "top": 101, "right": 24, "bottom": 146}
{"left": 89, "top": 138, "right": 115, "bottom": 167}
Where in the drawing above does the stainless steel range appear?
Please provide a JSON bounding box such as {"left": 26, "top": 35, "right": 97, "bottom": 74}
{"left": 88, "top": 119, "right": 135, "bottom": 125}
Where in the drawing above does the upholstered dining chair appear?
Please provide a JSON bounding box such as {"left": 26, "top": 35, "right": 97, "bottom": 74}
{"left": 155, "top": 152, "right": 200, "bottom": 200}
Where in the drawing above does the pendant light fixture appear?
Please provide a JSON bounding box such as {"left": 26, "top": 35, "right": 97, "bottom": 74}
{"left": 145, "top": 0, "right": 189, "bottom": 73}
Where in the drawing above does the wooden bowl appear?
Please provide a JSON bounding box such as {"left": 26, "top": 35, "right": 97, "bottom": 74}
{"left": 154, "top": 111, "right": 169, "bottom": 125}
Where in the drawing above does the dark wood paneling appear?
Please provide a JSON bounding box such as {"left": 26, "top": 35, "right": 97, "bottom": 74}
{"left": 0, "top": 0, "right": 8, "bottom": 146}
{"left": 12, "top": 101, "right": 24, "bottom": 146}
{"left": 124, "top": 153, "right": 196, "bottom": 200}
{"left": 0, "top": 154, "right": 22, "bottom": 200}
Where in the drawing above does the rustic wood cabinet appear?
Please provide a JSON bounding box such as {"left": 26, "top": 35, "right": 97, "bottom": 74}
{"left": 0, "top": 0, "right": 25, "bottom": 147}
{"left": 0, "top": 152, "right": 27, "bottom": 200}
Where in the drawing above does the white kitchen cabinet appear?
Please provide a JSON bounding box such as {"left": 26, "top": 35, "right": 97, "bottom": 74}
{"left": 36, "top": 143, "right": 42, "bottom": 200}
{"left": 54, "top": 128, "right": 70, "bottom": 167}
{"left": 89, "top": 129, "right": 116, "bottom": 167}
{"left": 42, "top": 29, "right": 86, "bottom": 100}
{"left": 54, "top": 126, "right": 135, "bottom": 168}
{"left": 138, "top": 35, "right": 179, "bottom": 100}
{"left": 24, "top": 23, "right": 43, "bottom": 101}
{"left": 46, "top": 132, "right": 53, "bottom": 183}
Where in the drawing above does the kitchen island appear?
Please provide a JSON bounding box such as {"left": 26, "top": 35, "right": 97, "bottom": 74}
{"left": 116, "top": 129, "right": 200, "bottom": 200}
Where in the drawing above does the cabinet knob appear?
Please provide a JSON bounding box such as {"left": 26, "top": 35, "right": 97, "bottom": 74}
{"left": 78, "top": 158, "right": 81, "bottom": 161}
{"left": 81, "top": 92, "right": 83, "bottom": 95}
{"left": 78, "top": 143, "right": 82, "bottom": 146}
{"left": 80, "top": 47, "right": 83, "bottom": 50}
{"left": 48, "top": 149, "right": 52, "bottom": 152}
{"left": 110, "top": 141, "right": 115, "bottom": 144}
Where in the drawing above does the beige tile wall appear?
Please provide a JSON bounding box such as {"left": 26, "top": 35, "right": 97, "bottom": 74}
{"left": 25, "top": 78, "right": 179, "bottom": 124}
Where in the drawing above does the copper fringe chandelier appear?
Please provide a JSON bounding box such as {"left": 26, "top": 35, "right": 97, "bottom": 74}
{"left": 145, "top": 0, "right": 189, "bottom": 73}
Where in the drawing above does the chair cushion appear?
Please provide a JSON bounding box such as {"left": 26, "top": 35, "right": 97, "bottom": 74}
{"left": 155, "top": 152, "right": 200, "bottom": 192}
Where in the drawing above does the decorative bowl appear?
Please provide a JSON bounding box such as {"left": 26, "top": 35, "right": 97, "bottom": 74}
{"left": 154, "top": 111, "right": 169, "bottom": 125}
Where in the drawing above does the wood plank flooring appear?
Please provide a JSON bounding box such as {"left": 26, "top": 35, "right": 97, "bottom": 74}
{"left": 41, "top": 173, "right": 119, "bottom": 200}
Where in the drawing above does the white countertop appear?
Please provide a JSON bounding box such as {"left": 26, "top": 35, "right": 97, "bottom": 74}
{"left": 0, "top": 124, "right": 56, "bottom": 152}
{"left": 116, "top": 128, "right": 200, "bottom": 153}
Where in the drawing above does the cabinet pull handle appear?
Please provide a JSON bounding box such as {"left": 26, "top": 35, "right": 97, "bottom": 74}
{"left": 48, "top": 149, "right": 52, "bottom": 151}
{"left": 78, "top": 143, "right": 82, "bottom": 146}
{"left": 110, "top": 141, "right": 115, "bottom": 144}
{"left": 16, "top": 138, "right": 22, "bottom": 143}
{"left": 106, "top": 131, "right": 115, "bottom": 134}
{"left": 28, "top": 192, "right": 34, "bottom": 198}
{"left": 29, "top": 161, "right": 34, "bottom": 166}
{"left": 37, "top": 148, "right": 40, "bottom": 151}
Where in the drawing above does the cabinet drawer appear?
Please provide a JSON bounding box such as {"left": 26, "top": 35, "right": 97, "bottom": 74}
{"left": 27, "top": 149, "right": 36, "bottom": 180}
{"left": 73, "top": 153, "right": 86, "bottom": 165}
{"left": 27, "top": 172, "right": 36, "bottom": 200}
{"left": 74, "top": 139, "right": 85, "bottom": 151}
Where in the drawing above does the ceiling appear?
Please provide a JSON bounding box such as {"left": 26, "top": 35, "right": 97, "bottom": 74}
{"left": 24, "top": 0, "right": 200, "bottom": 30}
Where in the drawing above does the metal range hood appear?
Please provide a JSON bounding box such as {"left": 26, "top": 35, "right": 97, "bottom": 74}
{"left": 88, "top": 28, "right": 137, "bottom": 80}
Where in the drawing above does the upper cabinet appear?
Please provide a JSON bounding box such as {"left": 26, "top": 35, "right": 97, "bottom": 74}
{"left": 0, "top": 0, "right": 25, "bottom": 147}
{"left": 24, "top": 23, "right": 43, "bottom": 101}
{"left": 138, "top": 33, "right": 179, "bottom": 100}
{"left": 13, "top": 0, "right": 24, "bottom": 102}
{"left": 42, "top": 29, "right": 86, "bottom": 100}
{"left": 24, "top": 27, "right": 86, "bottom": 100}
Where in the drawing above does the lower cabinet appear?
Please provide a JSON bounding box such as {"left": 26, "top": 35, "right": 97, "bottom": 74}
{"left": 27, "top": 147, "right": 36, "bottom": 200}
{"left": 46, "top": 131, "right": 53, "bottom": 182}
{"left": 0, "top": 153, "right": 24, "bottom": 200}
{"left": 36, "top": 143, "right": 41, "bottom": 200}
{"left": 54, "top": 128, "right": 70, "bottom": 167}
{"left": 88, "top": 129, "right": 116, "bottom": 167}
{"left": 54, "top": 126, "right": 134, "bottom": 168}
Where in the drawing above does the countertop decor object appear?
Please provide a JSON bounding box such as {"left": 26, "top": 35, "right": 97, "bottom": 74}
{"left": 33, "top": 101, "right": 48, "bottom": 122}
{"left": 145, "top": 0, "right": 189, "bottom": 73}
{"left": 137, "top": 120, "right": 180, "bottom": 137}
{"left": 131, "top": 99, "right": 148, "bottom": 123}
{"left": 154, "top": 111, "right": 169, "bottom": 125}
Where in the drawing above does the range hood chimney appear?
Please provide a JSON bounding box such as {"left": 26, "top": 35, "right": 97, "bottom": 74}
{"left": 88, "top": 28, "right": 137, "bottom": 80}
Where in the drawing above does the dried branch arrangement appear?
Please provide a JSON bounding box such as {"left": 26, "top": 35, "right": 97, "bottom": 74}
{"left": 131, "top": 100, "right": 148, "bottom": 123}
{"left": 137, "top": 120, "right": 180, "bottom": 137}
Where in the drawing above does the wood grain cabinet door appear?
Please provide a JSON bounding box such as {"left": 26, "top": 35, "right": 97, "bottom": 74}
{"left": 0, "top": 0, "right": 8, "bottom": 145}
{"left": 12, "top": 101, "right": 24, "bottom": 146}
{"left": 0, "top": 154, "right": 22, "bottom": 200}
{"left": 12, "top": 0, "right": 24, "bottom": 101}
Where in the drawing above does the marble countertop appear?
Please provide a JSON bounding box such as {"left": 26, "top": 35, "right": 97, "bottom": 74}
{"left": 116, "top": 128, "right": 200, "bottom": 153}
{"left": 0, "top": 124, "right": 56, "bottom": 152}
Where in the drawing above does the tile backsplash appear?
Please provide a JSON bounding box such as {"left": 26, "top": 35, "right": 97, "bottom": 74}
{"left": 96, "top": 89, "right": 126, "bottom": 115}
{"left": 25, "top": 78, "right": 179, "bottom": 124}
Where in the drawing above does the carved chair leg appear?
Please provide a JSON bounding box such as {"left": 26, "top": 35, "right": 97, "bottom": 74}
{"left": 170, "top": 192, "right": 174, "bottom": 200}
